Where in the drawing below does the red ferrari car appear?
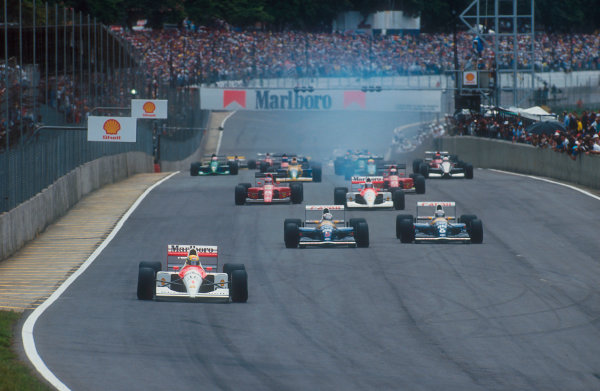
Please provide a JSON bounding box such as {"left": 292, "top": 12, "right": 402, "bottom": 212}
{"left": 380, "top": 164, "right": 425, "bottom": 194}
{"left": 235, "top": 173, "right": 303, "bottom": 204}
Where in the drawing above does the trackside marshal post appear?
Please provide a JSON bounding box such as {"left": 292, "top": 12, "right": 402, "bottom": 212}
{"left": 87, "top": 116, "right": 137, "bottom": 142}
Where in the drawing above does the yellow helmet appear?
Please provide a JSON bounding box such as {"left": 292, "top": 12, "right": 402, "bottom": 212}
{"left": 187, "top": 254, "right": 200, "bottom": 266}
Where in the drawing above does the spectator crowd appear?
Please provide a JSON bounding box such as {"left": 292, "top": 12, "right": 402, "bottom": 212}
{"left": 448, "top": 109, "right": 600, "bottom": 159}
{"left": 120, "top": 26, "right": 600, "bottom": 85}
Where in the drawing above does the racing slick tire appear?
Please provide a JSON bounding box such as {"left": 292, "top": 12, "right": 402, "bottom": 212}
{"left": 334, "top": 187, "right": 348, "bottom": 205}
{"left": 393, "top": 189, "right": 405, "bottom": 210}
{"left": 469, "top": 219, "right": 484, "bottom": 244}
{"left": 240, "top": 182, "right": 252, "bottom": 191}
{"left": 395, "top": 214, "right": 413, "bottom": 239}
{"left": 349, "top": 217, "right": 367, "bottom": 230}
{"left": 230, "top": 269, "right": 248, "bottom": 303}
{"left": 412, "top": 159, "right": 423, "bottom": 174}
{"left": 190, "top": 162, "right": 200, "bottom": 176}
{"left": 398, "top": 219, "right": 415, "bottom": 243}
{"left": 311, "top": 162, "right": 323, "bottom": 182}
{"left": 419, "top": 163, "right": 429, "bottom": 178}
{"left": 139, "top": 261, "right": 161, "bottom": 273}
{"left": 290, "top": 183, "right": 303, "bottom": 204}
{"left": 355, "top": 222, "right": 370, "bottom": 248}
{"left": 459, "top": 214, "right": 478, "bottom": 230}
{"left": 284, "top": 218, "right": 302, "bottom": 229}
{"left": 235, "top": 185, "right": 247, "bottom": 205}
{"left": 229, "top": 162, "right": 239, "bottom": 175}
{"left": 284, "top": 222, "right": 300, "bottom": 248}
{"left": 465, "top": 163, "right": 474, "bottom": 179}
{"left": 414, "top": 175, "right": 426, "bottom": 194}
{"left": 137, "top": 267, "right": 156, "bottom": 300}
{"left": 449, "top": 154, "right": 459, "bottom": 162}
{"left": 259, "top": 161, "right": 268, "bottom": 173}
{"left": 389, "top": 187, "right": 400, "bottom": 198}
{"left": 248, "top": 159, "right": 257, "bottom": 169}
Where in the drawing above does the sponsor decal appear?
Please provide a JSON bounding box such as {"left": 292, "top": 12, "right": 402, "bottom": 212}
{"left": 255, "top": 90, "right": 332, "bottom": 110}
{"left": 463, "top": 71, "right": 477, "bottom": 86}
{"left": 343, "top": 91, "right": 366, "bottom": 108}
{"left": 224, "top": 90, "right": 246, "bottom": 108}
{"left": 142, "top": 101, "right": 156, "bottom": 117}
{"left": 103, "top": 119, "right": 121, "bottom": 140}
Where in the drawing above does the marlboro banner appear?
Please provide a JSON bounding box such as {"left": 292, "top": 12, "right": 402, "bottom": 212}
{"left": 131, "top": 99, "right": 168, "bottom": 119}
{"left": 200, "top": 88, "right": 442, "bottom": 112}
{"left": 88, "top": 116, "right": 137, "bottom": 142}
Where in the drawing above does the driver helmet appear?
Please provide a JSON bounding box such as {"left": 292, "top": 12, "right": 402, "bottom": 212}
{"left": 187, "top": 254, "right": 200, "bottom": 266}
{"left": 368, "top": 158, "right": 375, "bottom": 164}
{"left": 264, "top": 176, "right": 273, "bottom": 184}
{"left": 442, "top": 156, "right": 449, "bottom": 161}
{"left": 365, "top": 178, "right": 374, "bottom": 188}
{"left": 211, "top": 155, "right": 218, "bottom": 161}
{"left": 291, "top": 157, "right": 298, "bottom": 164}
{"left": 323, "top": 211, "right": 333, "bottom": 221}
{"left": 390, "top": 167, "right": 397, "bottom": 174}
{"left": 434, "top": 205, "right": 445, "bottom": 218}
{"left": 435, "top": 151, "right": 441, "bottom": 157}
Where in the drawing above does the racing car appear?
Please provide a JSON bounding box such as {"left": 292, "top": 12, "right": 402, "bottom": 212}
{"left": 381, "top": 164, "right": 425, "bottom": 194}
{"left": 137, "top": 245, "right": 248, "bottom": 302}
{"left": 235, "top": 172, "right": 303, "bottom": 204}
{"left": 412, "top": 151, "right": 473, "bottom": 179}
{"left": 276, "top": 156, "right": 322, "bottom": 182}
{"left": 395, "top": 201, "right": 483, "bottom": 243}
{"left": 190, "top": 154, "right": 239, "bottom": 176}
{"left": 338, "top": 154, "right": 385, "bottom": 180}
{"left": 284, "top": 205, "right": 369, "bottom": 248}
{"left": 334, "top": 176, "right": 404, "bottom": 210}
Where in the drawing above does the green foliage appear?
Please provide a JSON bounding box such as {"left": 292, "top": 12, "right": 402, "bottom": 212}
{"left": 0, "top": 311, "right": 52, "bottom": 391}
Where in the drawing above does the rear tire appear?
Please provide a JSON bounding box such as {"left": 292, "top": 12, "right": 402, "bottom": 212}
{"left": 355, "top": 222, "right": 369, "bottom": 248}
{"left": 284, "top": 218, "right": 302, "bottom": 229}
{"left": 235, "top": 185, "right": 247, "bottom": 205}
{"left": 414, "top": 175, "right": 426, "bottom": 194}
{"left": 223, "top": 263, "right": 246, "bottom": 283}
{"left": 349, "top": 217, "right": 367, "bottom": 231}
{"left": 230, "top": 270, "right": 248, "bottom": 303}
{"left": 469, "top": 219, "right": 483, "bottom": 243}
{"left": 393, "top": 190, "right": 405, "bottom": 210}
{"left": 459, "top": 214, "right": 478, "bottom": 230}
{"left": 137, "top": 267, "right": 155, "bottom": 300}
{"left": 139, "top": 261, "right": 162, "bottom": 273}
{"left": 290, "top": 183, "right": 303, "bottom": 204}
{"left": 284, "top": 222, "right": 300, "bottom": 248}
{"left": 334, "top": 187, "right": 348, "bottom": 205}
{"left": 229, "top": 162, "right": 239, "bottom": 175}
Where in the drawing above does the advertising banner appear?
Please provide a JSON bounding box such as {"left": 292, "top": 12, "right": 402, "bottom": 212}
{"left": 200, "top": 88, "right": 441, "bottom": 112}
{"left": 131, "top": 99, "right": 168, "bottom": 119}
{"left": 463, "top": 71, "right": 478, "bottom": 87}
{"left": 87, "top": 116, "right": 137, "bottom": 142}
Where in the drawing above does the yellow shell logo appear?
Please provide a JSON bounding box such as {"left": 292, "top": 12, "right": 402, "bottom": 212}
{"left": 103, "top": 119, "right": 121, "bottom": 135}
{"left": 465, "top": 73, "right": 475, "bottom": 82}
{"left": 143, "top": 101, "right": 156, "bottom": 113}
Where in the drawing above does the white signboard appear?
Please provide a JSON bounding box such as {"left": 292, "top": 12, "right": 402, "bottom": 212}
{"left": 131, "top": 99, "right": 168, "bottom": 119}
{"left": 463, "top": 71, "right": 478, "bottom": 87}
{"left": 87, "top": 116, "right": 137, "bottom": 142}
{"left": 200, "top": 88, "right": 441, "bottom": 112}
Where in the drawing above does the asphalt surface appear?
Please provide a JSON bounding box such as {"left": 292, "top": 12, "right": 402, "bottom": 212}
{"left": 32, "top": 111, "right": 600, "bottom": 390}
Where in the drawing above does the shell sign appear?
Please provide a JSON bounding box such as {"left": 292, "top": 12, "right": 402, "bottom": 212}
{"left": 88, "top": 116, "right": 137, "bottom": 142}
{"left": 463, "top": 71, "right": 478, "bottom": 86}
{"left": 131, "top": 99, "right": 168, "bottom": 118}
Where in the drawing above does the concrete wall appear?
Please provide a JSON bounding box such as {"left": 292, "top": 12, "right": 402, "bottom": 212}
{"left": 0, "top": 152, "right": 153, "bottom": 261}
{"left": 390, "top": 135, "right": 600, "bottom": 190}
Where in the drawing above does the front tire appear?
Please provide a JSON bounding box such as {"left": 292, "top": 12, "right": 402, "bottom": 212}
{"left": 465, "top": 163, "right": 474, "bottom": 179}
{"left": 355, "top": 222, "right": 369, "bottom": 248}
{"left": 395, "top": 214, "right": 413, "bottom": 239}
{"left": 311, "top": 162, "right": 322, "bottom": 182}
{"left": 393, "top": 190, "right": 405, "bottom": 210}
{"left": 235, "top": 185, "right": 247, "bottom": 205}
{"left": 412, "top": 159, "right": 423, "bottom": 174}
{"left": 137, "top": 267, "right": 155, "bottom": 300}
{"left": 414, "top": 175, "right": 426, "bottom": 194}
{"left": 230, "top": 269, "right": 248, "bottom": 303}
{"left": 469, "top": 219, "right": 483, "bottom": 243}
{"left": 284, "top": 222, "right": 300, "bottom": 248}
{"left": 229, "top": 162, "right": 239, "bottom": 175}
{"left": 334, "top": 187, "right": 348, "bottom": 205}
{"left": 190, "top": 162, "right": 200, "bottom": 176}
{"left": 290, "top": 183, "right": 303, "bottom": 204}
{"left": 398, "top": 219, "right": 415, "bottom": 243}
{"left": 419, "top": 163, "right": 429, "bottom": 178}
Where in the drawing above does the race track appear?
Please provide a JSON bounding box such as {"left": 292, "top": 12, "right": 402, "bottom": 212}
{"left": 32, "top": 111, "right": 600, "bottom": 390}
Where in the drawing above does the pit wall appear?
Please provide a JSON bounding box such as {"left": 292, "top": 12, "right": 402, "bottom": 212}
{"left": 391, "top": 135, "right": 600, "bottom": 190}
{"left": 0, "top": 152, "right": 153, "bottom": 261}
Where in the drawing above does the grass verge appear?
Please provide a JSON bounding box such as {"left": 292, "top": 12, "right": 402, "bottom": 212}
{"left": 0, "top": 310, "right": 51, "bottom": 390}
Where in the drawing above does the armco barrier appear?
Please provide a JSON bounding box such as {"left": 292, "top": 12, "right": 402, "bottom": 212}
{"left": 388, "top": 135, "right": 600, "bottom": 190}
{"left": 0, "top": 152, "right": 153, "bottom": 261}
{"left": 438, "top": 136, "right": 600, "bottom": 189}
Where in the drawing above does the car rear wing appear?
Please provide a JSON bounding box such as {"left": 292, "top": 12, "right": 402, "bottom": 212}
{"left": 416, "top": 201, "right": 457, "bottom": 222}
{"left": 383, "top": 163, "right": 407, "bottom": 170}
{"left": 424, "top": 151, "right": 449, "bottom": 155}
{"left": 166, "top": 244, "right": 219, "bottom": 271}
{"left": 417, "top": 201, "right": 455, "bottom": 207}
{"left": 351, "top": 176, "right": 384, "bottom": 184}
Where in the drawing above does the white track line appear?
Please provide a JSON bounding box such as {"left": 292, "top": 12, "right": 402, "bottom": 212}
{"left": 22, "top": 171, "right": 179, "bottom": 391}
{"left": 216, "top": 111, "right": 237, "bottom": 155}
{"left": 489, "top": 169, "right": 600, "bottom": 201}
